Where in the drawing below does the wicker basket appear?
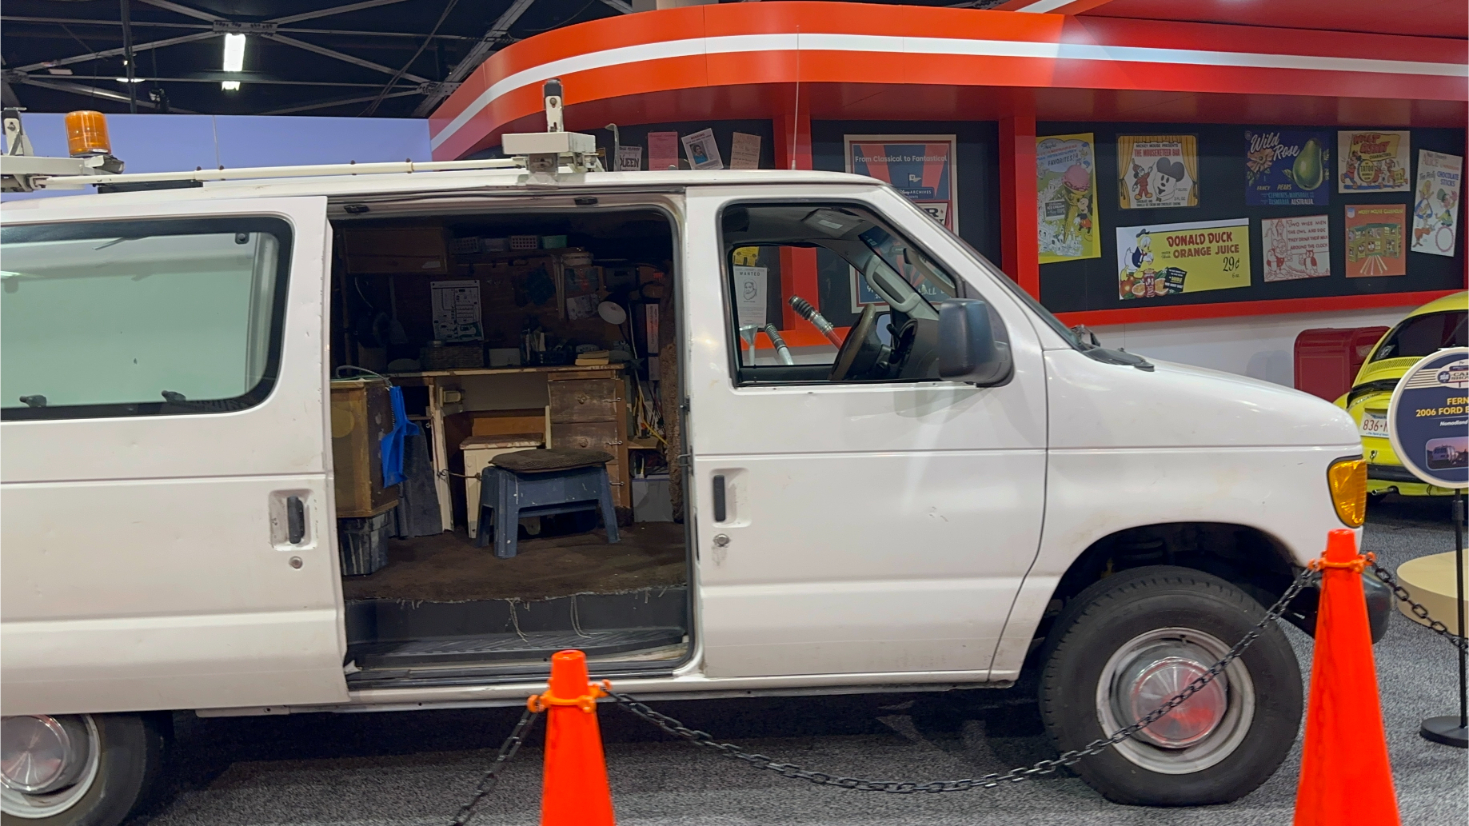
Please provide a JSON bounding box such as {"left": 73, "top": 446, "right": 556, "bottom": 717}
{"left": 420, "top": 344, "right": 484, "bottom": 370}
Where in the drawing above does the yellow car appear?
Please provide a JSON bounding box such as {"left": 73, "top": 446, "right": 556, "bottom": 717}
{"left": 1336, "top": 291, "right": 1467, "bottom": 498}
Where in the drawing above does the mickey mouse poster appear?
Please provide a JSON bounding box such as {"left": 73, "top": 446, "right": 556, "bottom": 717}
{"left": 1118, "top": 135, "right": 1198, "bottom": 209}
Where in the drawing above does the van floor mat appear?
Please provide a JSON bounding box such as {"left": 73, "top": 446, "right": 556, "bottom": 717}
{"left": 347, "top": 627, "right": 686, "bottom": 668}
{"left": 340, "top": 521, "right": 687, "bottom": 603}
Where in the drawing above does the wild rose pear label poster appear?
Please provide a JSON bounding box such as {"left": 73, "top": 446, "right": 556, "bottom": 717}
{"left": 1245, "top": 130, "right": 1330, "bottom": 206}
{"left": 1037, "top": 133, "right": 1099, "bottom": 263}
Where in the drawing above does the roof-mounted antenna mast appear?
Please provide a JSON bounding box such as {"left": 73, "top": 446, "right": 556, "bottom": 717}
{"left": 501, "top": 78, "right": 603, "bottom": 182}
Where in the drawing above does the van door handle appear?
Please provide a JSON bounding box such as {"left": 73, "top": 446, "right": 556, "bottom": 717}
{"left": 286, "top": 496, "right": 306, "bottom": 544}
{"left": 712, "top": 475, "right": 726, "bottom": 522}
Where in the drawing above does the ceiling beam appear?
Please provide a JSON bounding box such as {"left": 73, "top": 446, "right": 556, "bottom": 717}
{"left": 411, "top": 0, "right": 539, "bottom": 117}
{"left": 259, "top": 87, "right": 419, "bottom": 116}
{"left": 14, "top": 31, "right": 217, "bottom": 73}
{"left": 136, "top": 0, "right": 226, "bottom": 23}
{"left": 1, "top": 15, "right": 211, "bottom": 30}
{"left": 270, "top": 0, "right": 412, "bottom": 26}
{"left": 12, "top": 74, "right": 196, "bottom": 113}
{"left": 263, "top": 33, "right": 431, "bottom": 83}
{"left": 597, "top": 0, "right": 634, "bottom": 13}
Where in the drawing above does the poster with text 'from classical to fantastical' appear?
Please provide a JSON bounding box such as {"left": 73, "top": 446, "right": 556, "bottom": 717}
{"left": 1411, "top": 150, "right": 1462, "bottom": 258}
{"left": 1339, "top": 131, "right": 1411, "bottom": 193}
{"left": 1116, "top": 218, "right": 1250, "bottom": 301}
{"left": 1038, "top": 133, "right": 1099, "bottom": 263}
{"left": 1262, "top": 215, "right": 1331, "bottom": 282}
{"left": 846, "top": 136, "right": 958, "bottom": 232}
{"left": 1118, "top": 135, "right": 1198, "bottom": 209}
{"left": 1245, "top": 129, "right": 1330, "bottom": 206}
{"left": 1345, "top": 204, "right": 1407, "bottom": 277}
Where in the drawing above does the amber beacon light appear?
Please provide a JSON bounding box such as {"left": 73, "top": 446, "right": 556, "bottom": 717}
{"left": 64, "top": 110, "right": 111, "bottom": 157}
{"left": 1327, "top": 458, "right": 1368, "bottom": 527}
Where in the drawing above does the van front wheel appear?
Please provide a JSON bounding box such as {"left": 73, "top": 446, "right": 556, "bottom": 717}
{"left": 1, "top": 713, "right": 165, "bottom": 826}
{"left": 1038, "top": 566, "right": 1303, "bottom": 806}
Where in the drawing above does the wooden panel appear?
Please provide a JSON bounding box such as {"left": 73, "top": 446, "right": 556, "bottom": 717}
{"left": 550, "top": 422, "right": 630, "bottom": 508}
{"left": 470, "top": 408, "right": 548, "bottom": 437}
{"left": 551, "top": 421, "right": 621, "bottom": 452}
{"left": 330, "top": 380, "right": 400, "bottom": 518}
{"left": 341, "top": 227, "right": 448, "bottom": 258}
{"left": 548, "top": 379, "right": 621, "bottom": 423}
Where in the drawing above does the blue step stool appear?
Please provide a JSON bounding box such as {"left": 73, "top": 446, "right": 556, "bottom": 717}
{"left": 474, "top": 448, "right": 620, "bottom": 559}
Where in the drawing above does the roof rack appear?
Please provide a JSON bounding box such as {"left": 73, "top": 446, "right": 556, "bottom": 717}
{"left": 0, "top": 79, "right": 603, "bottom": 194}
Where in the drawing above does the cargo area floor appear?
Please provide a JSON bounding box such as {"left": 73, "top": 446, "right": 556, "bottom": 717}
{"left": 340, "top": 522, "right": 687, "bottom": 603}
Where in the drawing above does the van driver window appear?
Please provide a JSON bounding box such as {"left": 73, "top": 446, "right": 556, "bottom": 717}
{"left": 0, "top": 218, "right": 292, "bottom": 421}
{"left": 720, "top": 203, "right": 961, "bottom": 385}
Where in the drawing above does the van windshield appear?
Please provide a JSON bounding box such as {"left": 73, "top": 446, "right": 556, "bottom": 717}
{"left": 912, "top": 202, "right": 1082, "bottom": 350}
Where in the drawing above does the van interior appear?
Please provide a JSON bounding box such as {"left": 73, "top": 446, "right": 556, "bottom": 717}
{"left": 325, "top": 198, "right": 690, "bottom": 688}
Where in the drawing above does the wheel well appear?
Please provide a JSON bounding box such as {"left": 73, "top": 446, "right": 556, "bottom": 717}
{"left": 1037, "top": 523, "right": 1297, "bottom": 645}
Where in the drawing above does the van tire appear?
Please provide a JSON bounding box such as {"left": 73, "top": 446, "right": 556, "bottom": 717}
{"left": 1037, "top": 566, "right": 1302, "bottom": 806}
{"left": 1, "top": 713, "right": 166, "bottom": 826}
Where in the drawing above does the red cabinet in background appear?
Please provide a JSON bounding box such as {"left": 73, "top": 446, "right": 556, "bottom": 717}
{"left": 1293, "top": 327, "right": 1389, "bottom": 401}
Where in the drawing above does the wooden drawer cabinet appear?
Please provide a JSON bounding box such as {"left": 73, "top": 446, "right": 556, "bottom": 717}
{"left": 547, "top": 372, "right": 630, "bottom": 509}
{"left": 330, "top": 379, "right": 401, "bottom": 518}
{"left": 548, "top": 379, "right": 622, "bottom": 422}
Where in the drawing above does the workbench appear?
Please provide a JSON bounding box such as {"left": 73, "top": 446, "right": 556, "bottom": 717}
{"left": 387, "top": 364, "right": 630, "bottom": 532}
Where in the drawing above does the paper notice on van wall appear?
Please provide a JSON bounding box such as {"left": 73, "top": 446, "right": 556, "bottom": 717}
{"left": 617, "top": 145, "right": 642, "bottom": 172}
{"left": 682, "top": 128, "right": 724, "bottom": 170}
{"left": 730, "top": 132, "right": 761, "bottom": 169}
{"left": 431, "top": 280, "right": 483, "bottom": 342}
{"left": 733, "top": 266, "right": 767, "bottom": 328}
{"left": 648, "top": 132, "right": 679, "bottom": 170}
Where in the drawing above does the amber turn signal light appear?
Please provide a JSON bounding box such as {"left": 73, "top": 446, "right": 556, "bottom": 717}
{"left": 1327, "top": 458, "right": 1367, "bottom": 528}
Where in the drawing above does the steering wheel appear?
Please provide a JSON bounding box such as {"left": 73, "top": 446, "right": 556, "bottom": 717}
{"left": 829, "top": 303, "right": 882, "bottom": 382}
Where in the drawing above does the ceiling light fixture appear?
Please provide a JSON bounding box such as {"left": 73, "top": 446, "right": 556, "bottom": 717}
{"left": 114, "top": 77, "right": 145, "bottom": 83}
{"left": 221, "top": 33, "right": 246, "bottom": 91}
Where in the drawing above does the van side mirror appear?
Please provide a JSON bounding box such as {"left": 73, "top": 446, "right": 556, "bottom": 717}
{"left": 938, "top": 298, "right": 1011, "bottom": 386}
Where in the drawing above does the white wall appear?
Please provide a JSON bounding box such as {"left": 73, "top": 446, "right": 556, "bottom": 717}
{"left": 1089, "top": 305, "right": 1420, "bottom": 387}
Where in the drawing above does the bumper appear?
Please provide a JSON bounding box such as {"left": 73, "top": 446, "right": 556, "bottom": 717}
{"left": 1286, "top": 572, "right": 1394, "bottom": 644}
{"left": 1368, "top": 463, "right": 1458, "bottom": 497}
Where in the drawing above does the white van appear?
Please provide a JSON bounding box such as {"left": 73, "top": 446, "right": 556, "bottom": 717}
{"left": 1, "top": 133, "right": 1383, "bottom": 824}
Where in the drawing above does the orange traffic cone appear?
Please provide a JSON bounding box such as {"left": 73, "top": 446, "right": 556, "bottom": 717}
{"left": 535, "top": 649, "right": 615, "bottom": 826}
{"left": 1293, "top": 529, "right": 1400, "bottom": 826}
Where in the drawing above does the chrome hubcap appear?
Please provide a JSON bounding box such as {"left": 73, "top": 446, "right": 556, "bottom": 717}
{"left": 0, "top": 715, "right": 100, "bottom": 819}
{"left": 1114, "top": 645, "right": 1228, "bottom": 748}
{"left": 1096, "top": 628, "right": 1255, "bottom": 775}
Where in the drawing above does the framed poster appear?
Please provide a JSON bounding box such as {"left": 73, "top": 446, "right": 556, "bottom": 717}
{"left": 1245, "top": 130, "right": 1330, "bottom": 206}
{"left": 1339, "top": 131, "right": 1411, "bottom": 193}
{"left": 1115, "top": 218, "right": 1250, "bottom": 301}
{"left": 1038, "top": 133, "right": 1100, "bottom": 263}
{"left": 1411, "top": 150, "right": 1463, "bottom": 257}
{"left": 1118, "top": 135, "right": 1198, "bottom": 209}
{"left": 1345, "top": 204, "right": 1407, "bottom": 277}
{"left": 846, "top": 134, "right": 958, "bottom": 309}
{"left": 1262, "top": 215, "right": 1331, "bottom": 281}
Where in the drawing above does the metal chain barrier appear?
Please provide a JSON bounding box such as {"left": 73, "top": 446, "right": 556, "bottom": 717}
{"left": 1368, "top": 557, "right": 1469, "bottom": 654}
{"left": 450, "top": 559, "right": 1468, "bottom": 819}
{"left": 604, "top": 568, "right": 1318, "bottom": 794}
{"left": 450, "top": 707, "right": 541, "bottom": 826}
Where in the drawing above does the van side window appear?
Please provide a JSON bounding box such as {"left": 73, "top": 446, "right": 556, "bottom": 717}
{"left": 719, "top": 203, "right": 958, "bottom": 385}
{"left": 0, "top": 218, "right": 292, "bottom": 421}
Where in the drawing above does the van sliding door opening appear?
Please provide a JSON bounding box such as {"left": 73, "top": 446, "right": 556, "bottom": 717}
{"left": 324, "top": 201, "right": 691, "bottom": 686}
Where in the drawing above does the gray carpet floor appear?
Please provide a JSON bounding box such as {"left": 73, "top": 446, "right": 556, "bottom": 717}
{"left": 132, "top": 496, "right": 1468, "bottom": 825}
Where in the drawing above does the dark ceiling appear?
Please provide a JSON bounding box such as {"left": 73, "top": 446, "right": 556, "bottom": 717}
{"left": 1, "top": 0, "right": 986, "bottom": 120}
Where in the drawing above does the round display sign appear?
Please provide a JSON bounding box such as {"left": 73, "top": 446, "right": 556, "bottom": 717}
{"left": 1387, "top": 347, "right": 1469, "bottom": 490}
